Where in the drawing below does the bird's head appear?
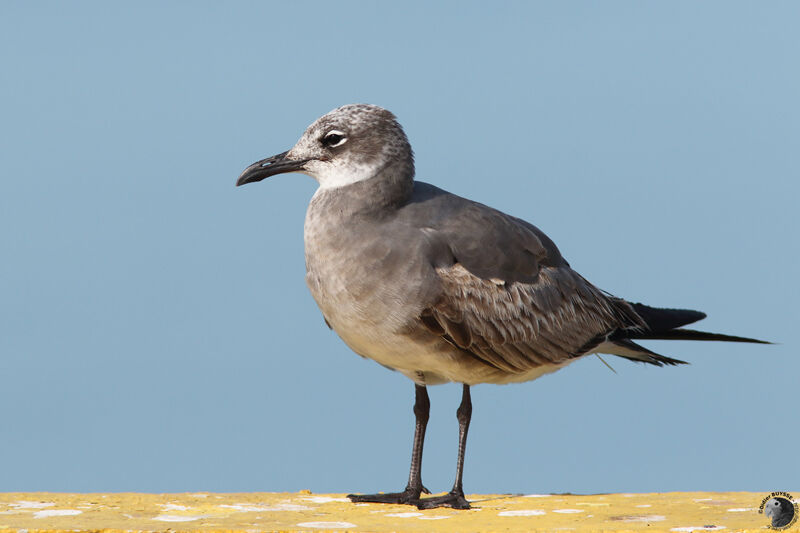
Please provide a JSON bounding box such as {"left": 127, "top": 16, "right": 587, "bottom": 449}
{"left": 764, "top": 498, "right": 783, "bottom": 518}
{"left": 237, "top": 104, "right": 414, "bottom": 190}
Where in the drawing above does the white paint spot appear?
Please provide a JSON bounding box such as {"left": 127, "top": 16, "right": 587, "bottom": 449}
{"left": 670, "top": 527, "right": 726, "bottom": 532}
{"left": 302, "top": 496, "right": 350, "bottom": 503}
{"left": 499, "top": 509, "right": 546, "bottom": 516}
{"left": 553, "top": 509, "right": 584, "bottom": 513}
{"left": 636, "top": 504, "right": 652, "bottom": 508}
{"left": 385, "top": 512, "right": 423, "bottom": 517}
{"left": 220, "top": 504, "right": 263, "bottom": 512}
{"left": 523, "top": 494, "right": 552, "bottom": 498}
{"left": 693, "top": 498, "right": 713, "bottom": 502}
{"left": 297, "top": 521, "right": 357, "bottom": 528}
{"left": 153, "top": 514, "right": 206, "bottom": 522}
{"left": 418, "top": 516, "right": 451, "bottom": 520}
{"left": 623, "top": 515, "right": 666, "bottom": 522}
{"left": 188, "top": 493, "right": 208, "bottom": 498}
{"left": 727, "top": 507, "right": 755, "bottom": 512}
{"left": 10, "top": 502, "right": 55, "bottom": 509}
{"left": 160, "top": 503, "right": 190, "bottom": 511}
{"left": 220, "top": 503, "right": 310, "bottom": 512}
{"left": 33, "top": 510, "right": 82, "bottom": 518}
{"left": 621, "top": 494, "right": 637, "bottom": 497}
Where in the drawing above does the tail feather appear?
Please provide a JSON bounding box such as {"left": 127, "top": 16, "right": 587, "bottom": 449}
{"left": 589, "top": 302, "right": 771, "bottom": 367}
{"left": 597, "top": 339, "right": 688, "bottom": 366}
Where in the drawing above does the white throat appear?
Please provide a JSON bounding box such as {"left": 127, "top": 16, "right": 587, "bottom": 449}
{"left": 308, "top": 158, "right": 382, "bottom": 190}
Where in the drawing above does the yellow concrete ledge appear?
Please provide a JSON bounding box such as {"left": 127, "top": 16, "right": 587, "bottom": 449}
{"left": 0, "top": 491, "right": 793, "bottom": 532}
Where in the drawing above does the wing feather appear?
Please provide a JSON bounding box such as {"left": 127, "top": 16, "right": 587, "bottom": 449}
{"left": 421, "top": 262, "right": 644, "bottom": 373}
{"left": 404, "top": 184, "right": 645, "bottom": 373}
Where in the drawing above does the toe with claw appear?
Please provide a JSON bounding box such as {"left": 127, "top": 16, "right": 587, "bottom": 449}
{"left": 347, "top": 485, "right": 425, "bottom": 506}
{"left": 417, "top": 490, "right": 470, "bottom": 510}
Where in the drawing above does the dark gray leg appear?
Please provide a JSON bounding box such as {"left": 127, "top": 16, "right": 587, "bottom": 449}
{"left": 347, "top": 384, "right": 430, "bottom": 505}
{"left": 417, "top": 384, "right": 472, "bottom": 510}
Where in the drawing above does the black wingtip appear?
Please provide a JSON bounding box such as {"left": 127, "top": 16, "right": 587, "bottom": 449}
{"left": 629, "top": 302, "right": 707, "bottom": 331}
{"left": 632, "top": 328, "right": 772, "bottom": 344}
{"left": 624, "top": 303, "right": 771, "bottom": 345}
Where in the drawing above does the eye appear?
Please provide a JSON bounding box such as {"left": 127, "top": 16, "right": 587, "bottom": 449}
{"left": 322, "top": 130, "right": 347, "bottom": 148}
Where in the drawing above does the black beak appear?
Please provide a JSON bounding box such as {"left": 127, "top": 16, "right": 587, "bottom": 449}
{"left": 236, "top": 151, "right": 309, "bottom": 186}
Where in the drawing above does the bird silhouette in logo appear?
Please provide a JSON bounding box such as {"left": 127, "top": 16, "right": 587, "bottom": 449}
{"left": 765, "top": 497, "right": 795, "bottom": 528}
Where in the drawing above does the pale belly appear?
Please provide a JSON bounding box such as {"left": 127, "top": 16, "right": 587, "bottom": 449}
{"left": 306, "top": 267, "right": 576, "bottom": 386}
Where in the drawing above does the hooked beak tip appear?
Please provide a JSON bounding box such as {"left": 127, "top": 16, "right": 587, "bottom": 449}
{"left": 236, "top": 151, "right": 307, "bottom": 186}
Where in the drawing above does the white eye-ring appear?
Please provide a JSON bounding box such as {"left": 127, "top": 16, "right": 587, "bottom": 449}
{"left": 322, "top": 130, "right": 347, "bottom": 148}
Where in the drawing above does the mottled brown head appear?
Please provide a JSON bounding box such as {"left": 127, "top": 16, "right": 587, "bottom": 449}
{"left": 237, "top": 104, "right": 414, "bottom": 190}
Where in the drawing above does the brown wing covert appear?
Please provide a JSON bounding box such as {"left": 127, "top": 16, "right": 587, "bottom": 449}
{"left": 421, "top": 263, "right": 645, "bottom": 373}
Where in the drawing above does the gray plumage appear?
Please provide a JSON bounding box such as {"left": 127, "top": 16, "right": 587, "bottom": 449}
{"left": 237, "top": 103, "right": 768, "bottom": 509}
{"left": 304, "top": 176, "right": 651, "bottom": 385}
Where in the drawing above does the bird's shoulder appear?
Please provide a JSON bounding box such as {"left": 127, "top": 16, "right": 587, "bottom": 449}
{"left": 397, "top": 181, "right": 567, "bottom": 283}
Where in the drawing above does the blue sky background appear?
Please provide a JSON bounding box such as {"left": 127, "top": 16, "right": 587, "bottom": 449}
{"left": 1, "top": 1, "right": 797, "bottom": 495}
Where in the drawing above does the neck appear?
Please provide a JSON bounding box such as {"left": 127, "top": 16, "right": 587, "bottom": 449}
{"left": 311, "top": 162, "right": 414, "bottom": 217}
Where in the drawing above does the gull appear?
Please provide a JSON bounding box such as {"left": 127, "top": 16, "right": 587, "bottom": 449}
{"left": 236, "top": 104, "right": 768, "bottom": 509}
